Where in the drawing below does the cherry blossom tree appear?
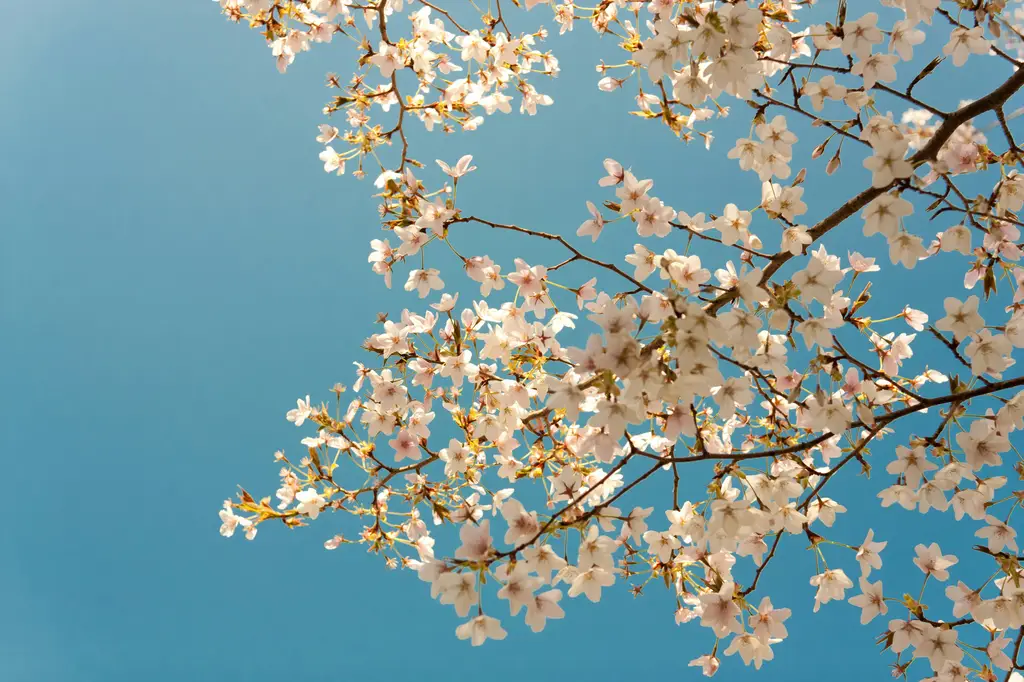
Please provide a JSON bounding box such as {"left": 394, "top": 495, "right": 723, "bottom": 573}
{"left": 214, "top": 0, "right": 1024, "bottom": 678}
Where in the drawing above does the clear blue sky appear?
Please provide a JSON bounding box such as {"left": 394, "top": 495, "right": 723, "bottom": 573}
{"left": 0, "top": 2, "right": 1017, "bottom": 680}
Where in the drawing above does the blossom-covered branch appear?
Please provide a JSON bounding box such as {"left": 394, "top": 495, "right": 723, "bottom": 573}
{"left": 213, "top": 0, "right": 1024, "bottom": 677}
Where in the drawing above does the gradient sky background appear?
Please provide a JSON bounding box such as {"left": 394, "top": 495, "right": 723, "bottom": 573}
{"left": 2, "top": 1, "right": 1021, "bottom": 680}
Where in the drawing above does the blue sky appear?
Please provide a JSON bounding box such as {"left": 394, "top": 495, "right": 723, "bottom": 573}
{"left": 1, "top": 2, "right": 1019, "bottom": 680}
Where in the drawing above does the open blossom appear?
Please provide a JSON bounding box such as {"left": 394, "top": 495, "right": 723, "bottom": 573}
{"left": 286, "top": 395, "right": 313, "bottom": 426}
{"left": 901, "top": 306, "right": 928, "bottom": 331}
{"left": 976, "top": 515, "right": 1018, "bottom": 553}
{"left": 810, "top": 569, "right": 854, "bottom": 611}
{"left": 568, "top": 567, "right": 615, "bottom": 602}
{"left": 890, "top": 20, "right": 925, "bottom": 61}
{"left": 887, "top": 232, "right": 927, "bottom": 268}
{"left": 496, "top": 564, "right": 543, "bottom": 615}
{"left": 665, "top": 253, "right": 710, "bottom": 292}
{"left": 724, "top": 633, "right": 774, "bottom": 670}
{"left": 965, "top": 329, "right": 1014, "bottom": 377}
{"left": 943, "top": 26, "right": 990, "bottom": 66}
{"left": 750, "top": 597, "right": 790, "bottom": 642}
{"left": 916, "top": 625, "right": 962, "bottom": 671}
{"left": 863, "top": 193, "right": 914, "bottom": 239}
{"left": 841, "top": 13, "right": 883, "bottom": 59}
{"left": 405, "top": 269, "right": 444, "bottom": 298}
{"left": 689, "top": 655, "right": 720, "bottom": 677}
{"left": 294, "top": 488, "right": 326, "bottom": 519}
{"left": 219, "top": 500, "right": 253, "bottom": 538}
{"left": 913, "top": 543, "right": 958, "bottom": 581}
{"left": 642, "top": 529, "right": 681, "bottom": 562}
{"left": 390, "top": 429, "right": 422, "bottom": 462}
{"left": 699, "top": 581, "right": 743, "bottom": 636}
{"left": 368, "top": 42, "right": 403, "bottom": 77}
{"left": 887, "top": 445, "right": 937, "bottom": 487}
{"left": 374, "top": 170, "right": 402, "bottom": 189}
{"left": 577, "top": 201, "right": 605, "bottom": 242}
{"left": 524, "top": 590, "right": 564, "bottom": 632}
{"left": 940, "top": 224, "right": 972, "bottom": 255}
{"left": 319, "top": 146, "right": 345, "bottom": 175}
{"left": 455, "top": 520, "right": 494, "bottom": 562}
{"left": 802, "top": 75, "right": 847, "bottom": 111}
{"left": 935, "top": 296, "right": 984, "bottom": 341}
{"left": 501, "top": 498, "right": 540, "bottom": 545}
{"left": 455, "top": 615, "right": 507, "bottom": 646}
{"left": 848, "top": 578, "right": 887, "bottom": 623}
{"left": 855, "top": 529, "right": 887, "bottom": 576}
{"left": 852, "top": 52, "right": 898, "bottom": 90}
{"left": 863, "top": 138, "right": 913, "bottom": 187}
{"left": 848, "top": 251, "right": 880, "bottom": 273}
{"left": 438, "top": 571, "right": 477, "bottom": 616}
{"left": 599, "top": 158, "right": 624, "bottom": 186}
{"left": 437, "top": 154, "right": 477, "bottom": 178}
{"left": 616, "top": 171, "right": 653, "bottom": 214}
{"left": 636, "top": 197, "right": 675, "bottom": 238}
{"left": 715, "top": 204, "right": 752, "bottom": 246}
{"left": 989, "top": 635, "right": 1014, "bottom": 670}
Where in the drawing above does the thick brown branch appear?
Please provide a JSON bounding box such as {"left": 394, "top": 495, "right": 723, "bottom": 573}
{"left": 707, "top": 66, "right": 1024, "bottom": 316}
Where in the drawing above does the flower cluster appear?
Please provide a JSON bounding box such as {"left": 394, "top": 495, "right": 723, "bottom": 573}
{"left": 213, "top": 0, "right": 1024, "bottom": 679}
